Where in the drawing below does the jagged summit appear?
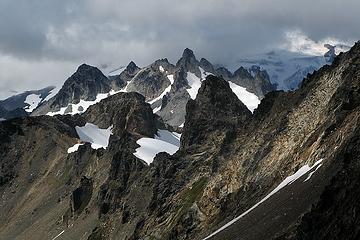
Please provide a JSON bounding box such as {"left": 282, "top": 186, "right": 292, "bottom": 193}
{"left": 125, "top": 61, "right": 139, "bottom": 73}
{"left": 234, "top": 66, "right": 253, "bottom": 78}
{"left": 181, "top": 75, "right": 251, "bottom": 150}
{"left": 176, "top": 48, "right": 199, "bottom": 70}
{"left": 182, "top": 48, "right": 196, "bottom": 59}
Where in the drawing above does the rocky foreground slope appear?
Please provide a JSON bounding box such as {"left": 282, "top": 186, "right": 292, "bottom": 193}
{"left": 1, "top": 42, "right": 360, "bottom": 240}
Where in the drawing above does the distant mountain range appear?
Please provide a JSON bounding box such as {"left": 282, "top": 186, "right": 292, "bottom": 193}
{"left": 237, "top": 43, "right": 351, "bottom": 90}
{"left": 1, "top": 48, "right": 276, "bottom": 126}
{"left": 1, "top": 44, "right": 346, "bottom": 123}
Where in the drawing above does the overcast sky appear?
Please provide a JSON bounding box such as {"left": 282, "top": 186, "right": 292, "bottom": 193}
{"left": 0, "top": 0, "right": 359, "bottom": 99}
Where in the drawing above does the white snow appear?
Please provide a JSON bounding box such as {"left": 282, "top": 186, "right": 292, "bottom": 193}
{"left": 67, "top": 143, "right": 84, "bottom": 153}
{"left": 304, "top": 162, "right": 323, "bottom": 182}
{"left": 228, "top": 81, "right": 261, "bottom": 113}
{"left": 153, "top": 106, "right": 161, "bottom": 113}
{"left": 148, "top": 75, "right": 174, "bottom": 104}
{"left": 47, "top": 90, "right": 119, "bottom": 116}
{"left": 43, "top": 87, "right": 60, "bottom": 102}
{"left": 167, "top": 74, "right": 174, "bottom": 84}
{"left": 238, "top": 50, "right": 327, "bottom": 90}
{"left": 51, "top": 230, "right": 65, "bottom": 240}
{"left": 203, "top": 159, "right": 324, "bottom": 240}
{"left": 179, "top": 122, "right": 184, "bottom": 128}
{"left": 159, "top": 66, "right": 165, "bottom": 73}
{"left": 120, "top": 80, "right": 132, "bottom": 93}
{"left": 24, "top": 94, "right": 42, "bottom": 113}
{"left": 75, "top": 123, "right": 113, "bottom": 150}
{"left": 149, "top": 74, "right": 175, "bottom": 113}
{"left": 186, "top": 72, "right": 202, "bottom": 100}
{"left": 133, "top": 129, "right": 181, "bottom": 165}
{"left": 0, "top": 118, "right": 6, "bottom": 122}
{"left": 186, "top": 67, "right": 213, "bottom": 100}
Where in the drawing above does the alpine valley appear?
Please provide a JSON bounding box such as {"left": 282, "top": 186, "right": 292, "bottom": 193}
{"left": 1, "top": 41, "right": 360, "bottom": 240}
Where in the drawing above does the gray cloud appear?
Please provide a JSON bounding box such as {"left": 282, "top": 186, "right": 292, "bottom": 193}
{"left": 0, "top": 0, "right": 359, "bottom": 99}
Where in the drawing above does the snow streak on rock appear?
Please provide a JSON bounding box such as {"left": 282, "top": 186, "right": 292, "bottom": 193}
{"left": 204, "top": 159, "right": 324, "bottom": 240}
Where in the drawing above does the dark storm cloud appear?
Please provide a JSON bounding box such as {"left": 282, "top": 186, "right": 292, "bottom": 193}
{"left": 0, "top": 0, "right": 359, "bottom": 99}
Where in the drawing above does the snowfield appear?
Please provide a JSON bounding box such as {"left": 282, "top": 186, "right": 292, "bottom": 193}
{"left": 47, "top": 90, "right": 119, "bottom": 116}
{"left": 203, "top": 159, "right": 324, "bottom": 240}
{"left": 133, "top": 130, "right": 181, "bottom": 165}
{"left": 24, "top": 94, "right": 42, "bottom": 113}
{"left": 68, "top": 123, "right": 113, "bottom": 152}
{"left": 228, "top": 81, "right": 261, "bottom": 113}
{"left": 67, "top": 143, "right": 84, "bottom": 153}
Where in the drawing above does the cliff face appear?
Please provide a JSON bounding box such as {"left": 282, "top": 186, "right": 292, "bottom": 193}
{"left": 1, "top": 42, "right": 360, "bottom": 240}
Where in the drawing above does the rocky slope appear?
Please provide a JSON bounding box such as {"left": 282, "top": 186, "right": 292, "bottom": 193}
{"left": 1, "top": 42, "right": 360, "bottom": 240}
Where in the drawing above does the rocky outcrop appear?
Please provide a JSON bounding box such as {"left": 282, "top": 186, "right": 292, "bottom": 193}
{"left": 181, "top": 75, "right": 251, "bottom": 151}
{"left": 83, "top": 92, "right": 157, "bottom": 137}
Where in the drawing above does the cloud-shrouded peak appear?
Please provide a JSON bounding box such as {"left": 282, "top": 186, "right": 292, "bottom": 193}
{"left": 280, "top": 30, "right": 353, "bottom": 56}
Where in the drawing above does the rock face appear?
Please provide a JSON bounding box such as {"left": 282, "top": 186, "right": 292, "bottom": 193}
{"left": 33, "top": 64, "right": 112, "bottom": 115}
{"left": 181, "top": 75, "right": 251, "bottom": 151}
{"left": 2, "top": 42, "right": 360, "bottom": 240}
{"left": 83, "top": 92, "right": 157, "bottom": 137}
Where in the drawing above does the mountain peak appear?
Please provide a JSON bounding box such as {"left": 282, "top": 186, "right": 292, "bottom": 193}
{"left": 182, "top": 48, "right": 195, "bottom": 59}
{"left": 126, "top": 61, "right": 139, "bottom": 73}
{"left": 77, "top": 63, "right": 95, "bottom": 72}
{"left": 324, "top": 44, "right": 336, "bottom": 63}
{"left": 234, "top": 66, "right": 252, "bottom": 78}
{"left": 181, "top": 75, "right": 251, "bottom": 150}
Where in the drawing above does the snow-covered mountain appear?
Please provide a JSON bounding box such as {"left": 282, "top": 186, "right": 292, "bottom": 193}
{"left": 32, "top": 48, "right": 275, "bottom": 127}
{"left": 238, "top": 44, "right": 351, "bottom": 90}
{"left": 0, "top": 86, "right": 56, "bottom": 120}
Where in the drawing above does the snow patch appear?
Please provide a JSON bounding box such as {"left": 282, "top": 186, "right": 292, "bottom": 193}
{"left": 75, "top": 123, "right": 113, "bottom": 150}
{"left": 304, "top": 162, "right": 323, "bottom": 182}
{"left": 51, "top": 230, "right": 65, "bottom": 240}
{"left": 43, "top": 87, "right": 60, "bottom": 102}
{"left": 67, "top": 143, "right": 84, "bottom": 153}
{"left": 148, "top": 75, "right": 174, "bottom": 104}
{"left": 133, "top": 130, "right": 181, "bottom": 165}
{"left": 167, "top": 74, "right": 174, "bottom": 84}
{"left": 186, "top": 67, "right": 213, "bottom": 100}
{"left": 47, "top": 90, "right": 119, "bottom": 116}
{"left": 203, "top": 159, "right": 324, "bottom": 240}
{"left": 0, "top": 118, "right": 6, "bottom": 122}
{"left": 228, "top": 81, "right": 261, "bottom": 113}
{"left": 186, "top": 72, "right": 202, "bottom": 100}
{"left": 159, "top": 66, "right": 165, "bottom": 73}
{"left": 24, "top": 94, "right": 42, "bottom": 113}
{"left": 153, "top": 106, "right": 161, "bottom": 113}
